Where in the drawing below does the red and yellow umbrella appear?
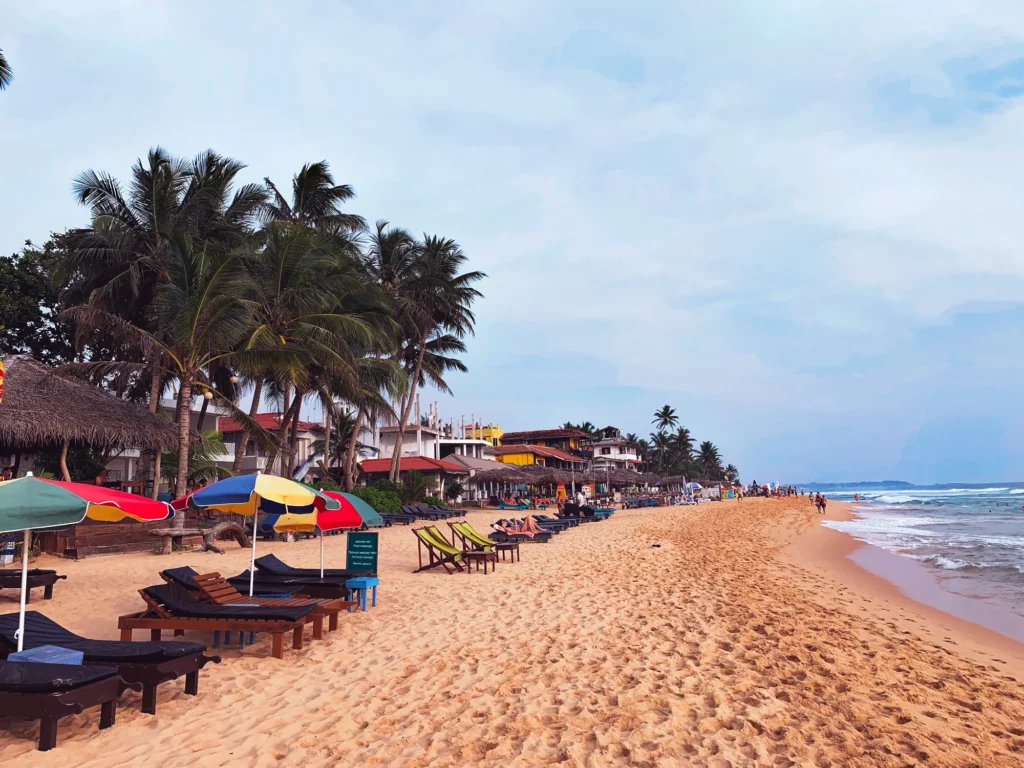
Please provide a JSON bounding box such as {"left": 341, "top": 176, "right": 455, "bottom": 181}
{"left": 0, "top": 476, "right": 172, "bottom": 651}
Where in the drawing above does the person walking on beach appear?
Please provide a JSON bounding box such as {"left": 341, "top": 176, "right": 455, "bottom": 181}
{"left": 814, "top": 492, "right": 823, "bottom": 514}
{"left": 820, "top": 494, "right": 828, "bottom": 514}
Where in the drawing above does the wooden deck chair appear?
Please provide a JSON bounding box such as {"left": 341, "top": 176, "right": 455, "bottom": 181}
{"left": 449, "top": 521, "right": 520, "bottom": 562}
{"left": 413, "top": 527, "right": 464, "bottom": 574}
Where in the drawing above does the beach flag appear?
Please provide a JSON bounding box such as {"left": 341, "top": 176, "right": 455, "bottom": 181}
{"left": 0, "top": 359, "right": 4, "bottom": 404}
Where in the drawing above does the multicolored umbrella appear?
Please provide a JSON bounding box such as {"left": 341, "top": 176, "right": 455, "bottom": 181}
{"left": 174, "top": 473, "right": 341, "bottom": 595}
{"left": 318, "top": 491, "right": 381, "bottom": 530}
{"left": 301, "top": 489, "right": 379, "bottom": 578}
{"left": 0, "top": 476, "right": 172, "bottom": 651}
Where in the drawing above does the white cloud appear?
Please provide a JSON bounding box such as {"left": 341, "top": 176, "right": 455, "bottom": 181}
{"left": 3, "top": 0, "right": 1024, "bottom": 479}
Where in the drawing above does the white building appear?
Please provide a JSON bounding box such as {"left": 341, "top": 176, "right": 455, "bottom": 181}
{"left": 591, "top": 428, "right": 642, "bottom": 472}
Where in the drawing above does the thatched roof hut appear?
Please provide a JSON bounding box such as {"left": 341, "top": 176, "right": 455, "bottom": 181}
{"left": 0, "top": 355, "right": 178, "bottom": 453}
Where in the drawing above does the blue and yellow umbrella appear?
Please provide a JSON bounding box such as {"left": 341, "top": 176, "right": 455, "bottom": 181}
{"left": 174, "top": 473, "right": 341, "bottom": 595}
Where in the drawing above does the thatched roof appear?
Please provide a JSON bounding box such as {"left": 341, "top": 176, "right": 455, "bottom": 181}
{"left": 0, "top": 355, "right": 178, "bottom": 452}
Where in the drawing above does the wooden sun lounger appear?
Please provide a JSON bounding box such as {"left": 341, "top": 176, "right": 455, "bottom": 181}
{"left": 0, "top": 661, "right": 139, "bottom": 751}
{"left": 0, "top": 568, "right": 67, "bottom": 602}
{"left": 160, "top": 568, "right": 352, "bottom": 633}
{"left": 119, "top": 584, "right": 319, "bottom": 659}
{"left": 0, "top": 611, "right": 220, "bottom": 716}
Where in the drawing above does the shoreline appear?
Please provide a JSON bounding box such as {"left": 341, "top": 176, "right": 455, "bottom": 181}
{"left": 779, "top": 499, "right": 1024, "bottom": 669}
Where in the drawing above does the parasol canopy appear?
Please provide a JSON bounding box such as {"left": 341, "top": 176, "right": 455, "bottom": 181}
{"left": 0, "top": 476, "right": 172, "bottom": 651}
{"left": 325, "top": 492, "right": 383, "bottom": 529}
{"left": 181, "top": 473, "right": 339, "bottom": 533}
{"left": 0, "top": 476, "right": 173, "bottom": 532}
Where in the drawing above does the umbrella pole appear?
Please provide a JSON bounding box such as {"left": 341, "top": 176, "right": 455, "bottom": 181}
{"left": 249, "top": 511, "right": 259, "bottom": 597}
{"left": 320, "top": 529, "right": 325, "bottom": 579}
{"left": 16, "top": 530, "right": 30, "bottom": 652}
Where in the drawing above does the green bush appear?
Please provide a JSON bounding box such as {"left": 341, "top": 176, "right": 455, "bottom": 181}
{"left": 425, "top": 495, "right": 444, "bottom": 508}
{"left": 313, "top": 478, "right": 341, "bottom": 493}
{"left": 351, "top": 485, "right": 400, "bottom": 514}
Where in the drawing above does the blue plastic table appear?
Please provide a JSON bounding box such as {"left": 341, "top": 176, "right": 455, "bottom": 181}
{"left": 345, "top": 577, "right": 379, "bottom": 612}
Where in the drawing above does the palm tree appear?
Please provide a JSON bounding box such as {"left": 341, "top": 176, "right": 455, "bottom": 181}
{"left": 577, "top": 421, "right": 597, "bottom": 436}
{"left": 161, "top": 430, "right": 234, "bottom": 488}
{"left": 66, "top": 233, "right": 260, "bottom": 518}
{"left": 697, "top": 441, "right": 723, "bottom": 480}
{"left": 360, "top": 224, "right": 484, "bottom": 482}
{"left": 0, "top": 48, "right": 12, "bottom": 91}
{"left": 652, "top": 405, "right": 678, "bottom": 432}
{"left": 724, "top": 464, "right": 739, "bottom": 483}
{"left": 60, "top": 148, "right": 265, "bottom": 495}
{"left": 669, "top": 426, "right": 694, "bottom": 473}
{"left": 311, "top": 408, "right": 369, "bottom": 474}
{"left": 261, "top": 161, "right": 365, "bottom": 235}
{"left": 235, "top": 222, "right": 388, "bottom": 476}
{"left": 649, "top": 430, "right": 672, "bottom": 473}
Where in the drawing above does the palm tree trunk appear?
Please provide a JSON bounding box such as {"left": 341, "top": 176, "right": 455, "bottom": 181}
{"left": 196, "top": 395, "right": 210, "bottom": 431}
{"left": 389, "top": 327, "right": 431, "bottom": 481}
{"left": 233, "top": 377, "right": 264, "bottom": 474}
{"left": 143, "top": 366, "right": 161, "bottom": 498}
{"left": 272, "top": 396, "right": 300, "bottom": 477}
{"left": 277, "top": 383, "right": 292, "bottom": 476}
{"left": 343, "top": 407, "right": 365, "bottom": 491}
{"left": 173, "top": 380, "right": 192, "bottom": 527}
{"left": 323, "top": 404, "right": 332, "bottom": 479}
{"left": 287, "top": 404, "right": 301, "bottom": 476}
{"left": 59, "top": 440, "right": 71, "bottom": 482}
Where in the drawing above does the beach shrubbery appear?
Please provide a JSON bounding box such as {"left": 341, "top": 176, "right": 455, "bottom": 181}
{"left": 352, "top": 485, "right": 400, "bottom": 514}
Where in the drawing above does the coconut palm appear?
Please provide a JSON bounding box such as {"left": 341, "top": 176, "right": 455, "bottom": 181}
{"left": 311, "top": 408, "right": 369, "bottom": 474}
{"left": 697, "top": 441, "right": 723, "bottom": 480}
{"left": 234, "top": 222, "right": 388, "bottom": 476}
{"left": 0, "top": 48, "right": 12, "bottom": 91}
{"left": 60, "top": 148, "right": 265, "bottom": 494}
{"left": 652, "top": 405, "right": 678, "bottom": 432}
{"left": 724, "top": 463, "right": 739, "bottom": 483}
{"left": 649, "top": 430, "right": 672, "bottom": 472}
{"left": 161, "top": 430, "right": 234, "bottom": 488}
{"left": 65, "top": 233, "right": 262, "bottom": 516}
{"left": 360, "top": 224, "right": 484, "bottom": 481}
{"left": 261, "top": 161, "right": 365, "bottom": 235}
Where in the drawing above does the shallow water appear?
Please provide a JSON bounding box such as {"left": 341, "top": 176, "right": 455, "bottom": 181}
{"left": 821, "top": 484, "right": 1024, "bottom": 620}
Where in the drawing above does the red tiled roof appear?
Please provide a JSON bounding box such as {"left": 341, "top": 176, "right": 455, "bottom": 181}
{"left": 217, "top": 413, "right": 323, "bottom": 433}
{"left": 492, "top": 445, "right": 584, "bottom": 463}
{"left": 500, "top": 428, "right": 591, "bottom": 442}
{"left": 359, "top": 457, "right": 469, "bottom": 474}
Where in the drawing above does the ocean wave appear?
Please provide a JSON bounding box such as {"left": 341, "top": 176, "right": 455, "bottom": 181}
{"left": 1011, "top": 489, "right": 1024, "bottom": 495}
{"left": 913, "top": 555, "right": 1024, "bottom": 575}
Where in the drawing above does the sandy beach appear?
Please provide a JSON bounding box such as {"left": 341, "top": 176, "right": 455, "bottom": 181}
{"left": 3, "top": 499, "right": 1024, "bottom": 766}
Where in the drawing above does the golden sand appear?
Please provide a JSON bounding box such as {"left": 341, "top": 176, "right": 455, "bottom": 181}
{"left": 2, "top": 499, "right": 1024, "bottom": 766}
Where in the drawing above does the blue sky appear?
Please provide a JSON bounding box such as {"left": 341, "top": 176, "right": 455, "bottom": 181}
{"left": 3, "top": 1, "right": 1024, "bottom": 484}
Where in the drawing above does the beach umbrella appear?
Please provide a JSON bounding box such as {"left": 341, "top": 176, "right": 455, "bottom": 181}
{"left": 177, "top": 473, "right": 340, "bottom": 596}
{"left": 0, "top": 475, "right": 172, "bottom": 651}
{"left": 315, "top": 491, "right": 383, "bottom": 578}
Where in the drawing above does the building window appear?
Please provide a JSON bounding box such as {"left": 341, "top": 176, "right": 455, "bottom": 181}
{"left": 600, "top": 447, "right": 611, "bottom": 455}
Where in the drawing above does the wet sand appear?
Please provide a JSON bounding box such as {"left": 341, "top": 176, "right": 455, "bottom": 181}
{"left": 3, "top": 499, "right": 1024, "bottom": 766}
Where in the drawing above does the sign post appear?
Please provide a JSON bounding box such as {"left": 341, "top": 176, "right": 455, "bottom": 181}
{"left": 346, "top": 531, "right": 379, "bottom": 574}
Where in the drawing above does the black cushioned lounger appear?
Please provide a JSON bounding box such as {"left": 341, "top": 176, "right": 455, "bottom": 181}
{"left": 0, "top": 659, "right": 137, "bottom": 750}
{"left": 0, "top": 568, "right": 67, "bottom": 601}
{"left": 0, "top": 611, "right": 219, "bottom": 715}
{"left": 254, "top": 553, "right": 374, "bottom": 580}
{"left": 143, "top": 583, "right": 316, "bottom": 623}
